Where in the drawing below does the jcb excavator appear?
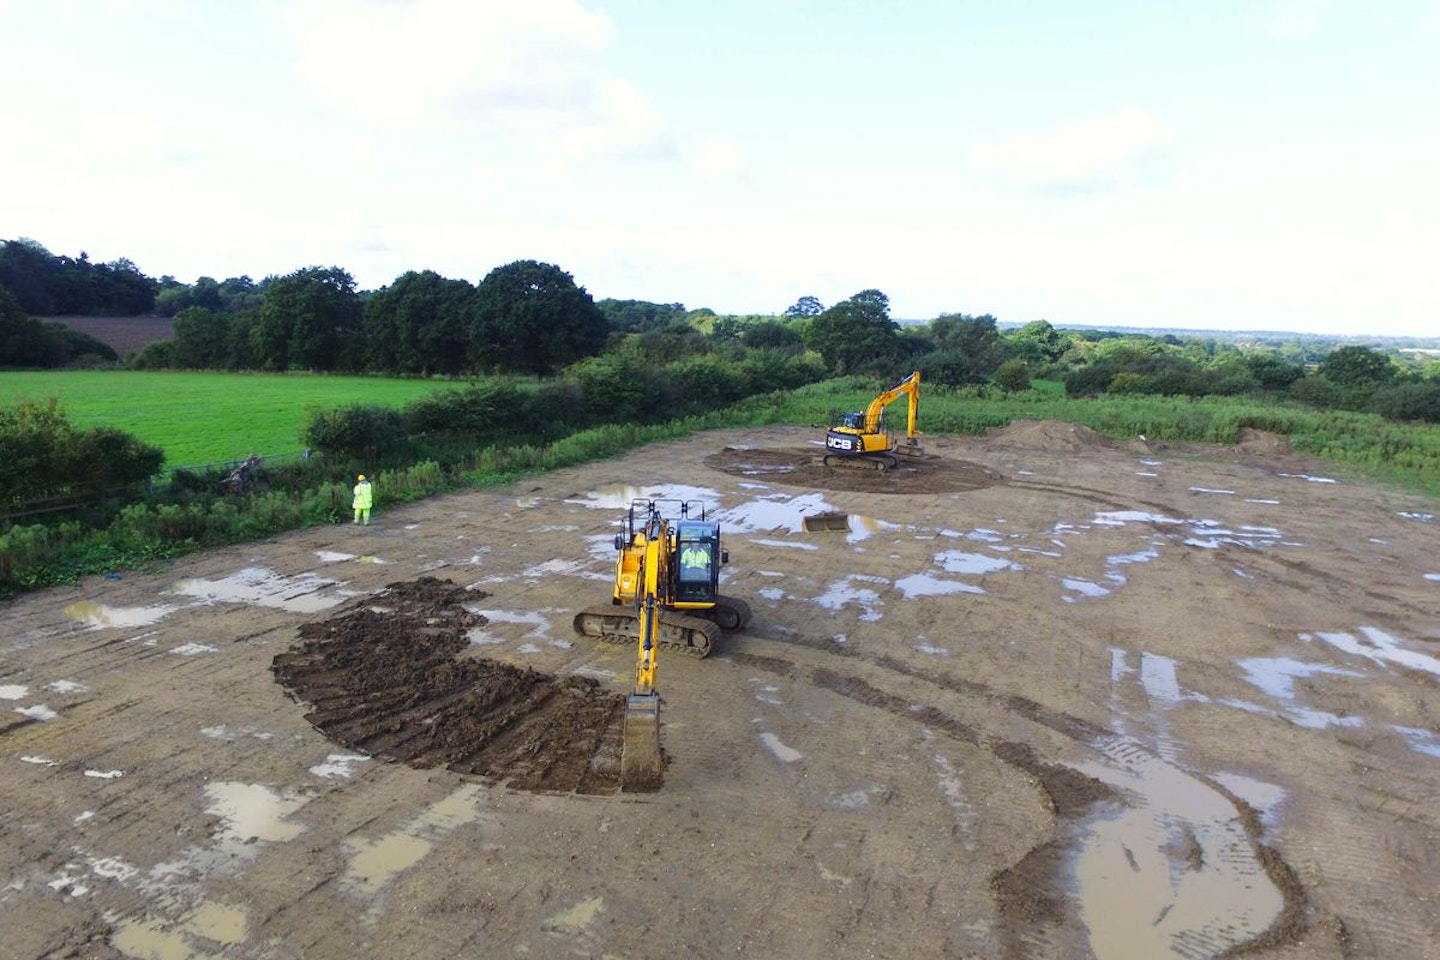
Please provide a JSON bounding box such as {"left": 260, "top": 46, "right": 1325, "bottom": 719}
{"left": 823, "top": 369, "right": 924, "bottom": 471}
{"left": 572, "top": 498, "right": 751, "bottom": 790}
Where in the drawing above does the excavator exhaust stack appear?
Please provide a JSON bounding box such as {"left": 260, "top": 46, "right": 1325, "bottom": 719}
{"left": 620, "top": 693, "right": 663, "bottom": 792}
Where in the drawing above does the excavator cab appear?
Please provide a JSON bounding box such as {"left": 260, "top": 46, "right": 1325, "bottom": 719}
{"left": 674, "top": 520, "right": 726, "bottom": 603}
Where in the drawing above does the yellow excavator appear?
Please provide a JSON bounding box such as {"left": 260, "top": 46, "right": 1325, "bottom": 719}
{"left": 573, "top": 498, "right": 751, "bottom": 790}
{"left": 823, "top": 369, "right": 924, "bottom": 471}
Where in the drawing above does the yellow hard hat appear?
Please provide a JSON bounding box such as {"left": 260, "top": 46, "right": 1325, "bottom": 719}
{"left": 357, "top": 474, "right": 366, "bottom": 481}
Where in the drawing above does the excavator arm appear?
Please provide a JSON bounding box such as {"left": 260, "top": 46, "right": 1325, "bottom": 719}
{"left": 620, "top": 513, "right": 668, "bottom": 789}
{"left": 862, "top": 369, "right": 921, "bottom": 439}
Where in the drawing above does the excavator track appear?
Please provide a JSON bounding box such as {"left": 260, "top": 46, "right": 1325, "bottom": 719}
{"left": 573, "top": 605, "right": 722, "bottom": 658}
{"left": 707, "top": 595, "right": 753, "bottom": 632}
{"left": 823, "top": 452, "right": 897, "bottom": 471}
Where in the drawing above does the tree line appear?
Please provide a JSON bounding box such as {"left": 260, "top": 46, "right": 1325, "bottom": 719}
{"left": 4, "top": 236, "right": 1438, "bottom": 425}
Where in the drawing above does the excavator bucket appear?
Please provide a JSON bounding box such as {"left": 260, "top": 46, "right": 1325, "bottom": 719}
{"left": 803, "top": 511, "right": 850, "bottom": 533}
{"left": 619, "top": 692, "right": 663, "bottom": 791}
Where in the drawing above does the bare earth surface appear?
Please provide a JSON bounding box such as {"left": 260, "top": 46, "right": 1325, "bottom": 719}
{"left": 2, "top": 422, "right": 1438, "bottom": 960}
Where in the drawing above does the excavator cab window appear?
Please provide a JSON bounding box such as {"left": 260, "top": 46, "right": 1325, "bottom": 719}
{"left": 675, "top": 523, "right": 718, "bottom": 601}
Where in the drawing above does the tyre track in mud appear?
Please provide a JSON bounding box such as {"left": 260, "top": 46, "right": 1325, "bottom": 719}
{"left": 724, "top": 629, "right": 1319, "bottom": 960}
{"left": 266, "top": 565, "right": 1318, "bottom": 957}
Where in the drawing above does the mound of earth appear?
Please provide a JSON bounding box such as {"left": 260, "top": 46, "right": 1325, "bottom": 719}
{"left": 1236, "top": 426, "right": 1293, "bottom": 456}
{"left": 703, "top": 445, "right": 1001, "bottom": 494}
{"left": 985, "top": 418, "right": 1122, "bottom": 453}
{"left": 271, "top": 577, "right": 628, "bottom": 794}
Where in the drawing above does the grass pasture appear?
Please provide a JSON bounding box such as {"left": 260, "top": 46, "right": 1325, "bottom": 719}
{"left": 0, "top": 371, "right": 463, "bottom": 471}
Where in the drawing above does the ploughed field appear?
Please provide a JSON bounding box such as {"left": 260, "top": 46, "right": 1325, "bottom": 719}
{"left": 2, "top": 423, "right": 1437, "bottom": 959}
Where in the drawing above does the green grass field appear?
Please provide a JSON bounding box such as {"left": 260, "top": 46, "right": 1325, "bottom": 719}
{"left": 0, "top": 371, "right": 462, "bottom": 470}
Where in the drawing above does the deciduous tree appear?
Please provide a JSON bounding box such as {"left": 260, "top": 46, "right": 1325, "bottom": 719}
{"left": 804, "top": 289, "right": 901, "bottom": 375}
{"left": 471, "top": 260, "right": 607, "bottom": 375}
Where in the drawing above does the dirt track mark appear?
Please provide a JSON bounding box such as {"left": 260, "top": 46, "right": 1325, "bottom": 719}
{"left": 703, "top": 446, "right": 1002, "bottom": 495}
{"left": 271, "top": 577, "right": 628, "bottom": 794}
{"left": 740, "top": 633, "right": 1314, "bottom": 958}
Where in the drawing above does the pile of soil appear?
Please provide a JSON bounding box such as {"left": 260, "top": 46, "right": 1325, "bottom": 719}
{"left": 1236, "top": 426, "right": 1294, "bottom": 455}
{"left": 985, "top": 418, "right": 1122, "bottom": 453}
{"left": 271, "top": 577, "right": 627, "bottom": 794}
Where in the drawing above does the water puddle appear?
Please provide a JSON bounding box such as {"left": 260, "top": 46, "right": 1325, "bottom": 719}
{"left": 894, "top": 573, "right": 985, "bottom": 599}
{"left": 813, "top": 575, "right": 887, "bottom": 621}
{"left": 62, "top": 600, "right": 177, "bottom": 629}
{"left": 1074, "top": 737, "right": 1286, "bottom": 960}
{"left": 843, "top": 514, "right": 895, "bottom": 542}
{"left": 1182, "top": 521, "right": 1288, "bottom": 550}
{"left": 200, "top": 724, "right": 273, "bottom": 742}
{"left": 748, "top": 678, "right": 785, "bottom": 705}
{"left": 85, "top": 769, "right": 124, "bottom": 779}
{"left": 109, "top": 900, "right": 248, "bottom": 959}
{"left": 343, "top": 783, "right": 490, "bottom": 896}
{"left": 109, "top": 917, "right": 204, "bottom": 960}
{"left": 565, "top": 483, "right": 721, "bottom": 510}
{"left": 46, "top": 679, "right": 86, "bottom": 693}
{"left": 0, "top": 684, "right": 28, "bottom": 699}
{"left": 23, "top": 755, "right": 58, "bottom": 766}
{"left": 719, "top": 491, "right": 834, "bottom": 533}
{"left": 167, "top": 567, "right": 345, "bottom": 613}
{"left": 16, "top": 704, "right": 59, "bottom": 721}
{"left": 1062, "top": 578, "right": 1111, "bottom": 601}
{"left": 749, "top": 538, "right": 819, "bottom": 551}
{"left": 203, "top": 782, "right": 306, "bottom": 849}
{"left": 759, "top": 731, "right": 804, "bottom": 763}
{"left": 1398, "top": 511, "right": 1434, "bottom": 522}
{"left": 466, "top": 608, "right": 556, "bottom": 646}
{"left": 934, "top": 551, "right": 1023, "bottom": 576}
{"left": 1391, "top": 726, "right": 1440, "bottom": 758}
{"left": 1237, "top": 657, "right": 1365, "bottom": 729}
{"left": 1309, "top": 626, "right": 1440, "bottom": 679}
{"left": 519, "top": 557, "right": 602, "bottom": 580}
{"left": 48, "top": 869, "right": 89, "bottom": 898}
{"left": 309, "top": 754, "right": 370, "bottom": 779}
{"left": 170, "top": 643, "right": 217, "bottom": 656}
{"left": 186, "top": 901, "right": 248, "bottom": 944}
{"left": 1093, "top": 510, "right": 1183, "bottom": 527}
{"left": 315, "top": 550, "right": 356, "bottom": 563}
{"left": 1279, "top": 473, "right": 1337, "bottom": 484}
{"left": 1188, "top": 486, "right": 1235, "bottom": 495}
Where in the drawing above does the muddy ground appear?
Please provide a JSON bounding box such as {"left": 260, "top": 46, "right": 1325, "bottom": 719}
{"left": 2, "top": 422, "right": 1438, "bottom": 959}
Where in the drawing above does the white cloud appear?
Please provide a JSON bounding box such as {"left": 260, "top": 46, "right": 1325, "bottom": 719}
{"left": 969, "top": 108, "right": 1169, "bottom": 189}
{"left": 279, "top": 0, "right": 669, "bottom": 158}
{"left": 1260, "top": 0, "right": 1322, "bottom": 39}
{"left": 691, "top": 137, "right": 741, "bottom": 180}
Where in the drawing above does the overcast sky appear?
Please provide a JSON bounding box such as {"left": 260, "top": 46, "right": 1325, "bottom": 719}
{"left": 2, "top": 0, "right": 1437, "bottom": 336}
